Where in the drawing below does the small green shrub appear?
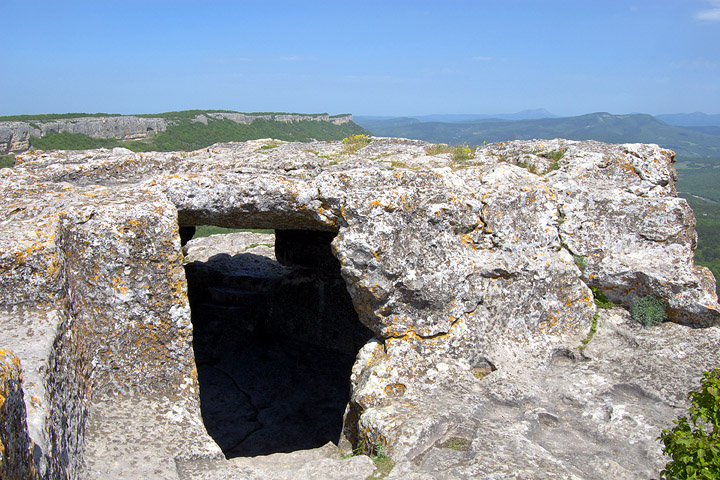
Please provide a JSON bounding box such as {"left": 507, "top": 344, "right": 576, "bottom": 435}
{"left": 342, "top": 134, "right": 371, "bottom": 154}
{"left": 368, "top": 443, "right": 394, "bottom": 479}
{"left": 425, "top": 144, "right": 454, "bottom": 155}
{"left": 452, "top": 144, "right": 474, "bottom": 163}
{"left": 541, "top": 149, "right": 565, "bottom": 161}
{"left": 256, "top": 141, "right": 281, "bottom": 151}
{"left": 442, "top": 437, "right": 470, "bottom": 451}
{"left": 630, "top": 295, "right": 667, "bottom": 327}
{"left": 591, "top": 287, "right": 614, "bottom": 309}
{"left": 351, "top": 439, "right": 395, "bottom": 479}
{"left": 517, "top": 158, "right": 538, "bottom": 174}
{"left": 425, "top": 143, "right": 475, "bottom": 165}
{"left": 659, "top": 368, "right": 720, "bottom": 479}
{"left": 0, "top": 154, "right": 15, "bottom": 169}
{"left": 573, "top": 255, "right": 587, "bottom": 270}
{"left": 390, "top": 160, "right": 407, "bottom": 169}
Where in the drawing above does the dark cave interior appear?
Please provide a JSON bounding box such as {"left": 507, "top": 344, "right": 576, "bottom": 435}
{"left": 183, "top": 228, "right": 374, "bottom": 458}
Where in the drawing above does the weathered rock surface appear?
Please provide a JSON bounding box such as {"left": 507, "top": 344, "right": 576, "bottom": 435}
{"left": 0, "top": 137, "right": 718, "bottom": 479}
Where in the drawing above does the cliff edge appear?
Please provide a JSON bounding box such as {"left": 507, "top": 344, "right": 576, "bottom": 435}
{"left": 0, "top": 112, "right": 354, "bottom": 154}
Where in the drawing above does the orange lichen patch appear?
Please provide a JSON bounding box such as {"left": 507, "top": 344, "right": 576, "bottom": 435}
{"left": 384, "top": 323, "right": 413, "bottom": 339}
{"left": 384, "top": 383, "right": 407, "bottom": 397}
{"left": 460, "top": 233, "right": 476, "bottom": 249}
{"left": 112, "top": 277, "right": 129, "bottom": 295}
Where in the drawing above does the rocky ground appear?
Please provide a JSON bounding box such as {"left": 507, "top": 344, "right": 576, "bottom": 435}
{"left": 0, "top": 137, "right": 718, "bottom": 479}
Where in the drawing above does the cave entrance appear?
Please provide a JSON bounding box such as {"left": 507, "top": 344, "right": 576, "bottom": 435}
{"left": 182, "top": 227, "right": 374, "bottom": 458}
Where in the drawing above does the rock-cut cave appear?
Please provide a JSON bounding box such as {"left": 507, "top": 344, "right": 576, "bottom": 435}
{"left": 182, "top": 228, "right": 374, "bottom": 458}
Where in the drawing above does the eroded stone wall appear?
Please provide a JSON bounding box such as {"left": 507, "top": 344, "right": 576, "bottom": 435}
{"left": 0, "top": 350, "right": 38, "bottom": 480}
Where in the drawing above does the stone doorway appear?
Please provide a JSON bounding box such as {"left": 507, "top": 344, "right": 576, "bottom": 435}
{"left": 182, "top": 228, "right": 373, "bottom": 458}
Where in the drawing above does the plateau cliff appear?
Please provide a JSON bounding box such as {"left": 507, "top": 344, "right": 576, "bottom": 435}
{"left": 0, "top": 137, "right": 718, "bottom": 479}
{"left": 0, "top": 112, "right": 356, "bottom": 154}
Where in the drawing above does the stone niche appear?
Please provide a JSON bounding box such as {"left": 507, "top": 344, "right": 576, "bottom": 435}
{"left": 183, "top": 228, "right": 373, "bottom": 457}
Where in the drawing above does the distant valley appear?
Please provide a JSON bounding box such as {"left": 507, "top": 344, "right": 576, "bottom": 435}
{"left": 355, "top": 111, "right": 720, "bottom": 159}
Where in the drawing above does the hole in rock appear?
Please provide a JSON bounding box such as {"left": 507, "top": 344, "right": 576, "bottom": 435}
{"left": 183, "top": 228, "right": 374, "bottom": 458}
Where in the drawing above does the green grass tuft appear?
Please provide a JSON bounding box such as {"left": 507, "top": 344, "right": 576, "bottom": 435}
{"left": 425, "top": 144, "right": 454, "bottom": 155}
{"left": 630, "top": 295, "right": 667, "bottom": 327}
{"left": 573, "top": 255, "right": 587, "bottom": 270}
{"left": 591, "top": 287, "right": 614, "bottom": 309}
{"left": 541, "top": 149, "right": 565, "bottom": 161}
{"left": 452, "top": 143, "right": 474, "bottom": 163}
{"left": 579, "top": 313, "right": 599, "bottom": 350}
{"left": 441, "top": 437, "right": 470, "bottom": 451}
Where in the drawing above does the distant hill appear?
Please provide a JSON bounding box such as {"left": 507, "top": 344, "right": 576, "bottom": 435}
{"left": 356, "top": 109, "right": 558, "bottom": 126}
{"left": 355, "top": 112, "right": 720, "bottom": 158}
{"left": 0, "top": 110, "right": 369, "bottom": 154}
{"left": 412, "top": 109, "right": 560, "bottom": 123}
{"left": 684, "top": 126, "right": 720, "bottom": 136}
{"left": 658, "top": 113, "right": 720, "bottom": 127}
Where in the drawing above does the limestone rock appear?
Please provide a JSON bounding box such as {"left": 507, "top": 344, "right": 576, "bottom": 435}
{"left": 0, "top": 137, "right": 717, "bottom": 478}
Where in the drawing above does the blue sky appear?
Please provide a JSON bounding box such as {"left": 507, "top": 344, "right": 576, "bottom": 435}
{"left": 1, "top": 0, "right": 719, "bottom": 117}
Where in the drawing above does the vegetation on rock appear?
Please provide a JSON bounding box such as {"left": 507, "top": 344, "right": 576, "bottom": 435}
{"left": 591, "top": 287, "right": 614, "bottom": 309}
{"left": 540, "top": 149, "right": 565, "bottom": 161}
{"left": 424, "top": 142, "right": 475, "bottom": 164}
{"left": 442, "top": 437, "right": 470, "bottom": 451}
{"left": 30, "top": 132, "right": 121, "bottom": 151}
{"left": 344, "top": 439, "right": 395, "bottom": 480}
{"left": 630, "top": 295, "right": 667, "bottom": 327}
{"left": 0, "top": 154, "right": 14, "bottom": 168}
{"left": 342, "top": 134, "right": 372, "bottom": 154}
{"left": 660, "top": 369, "right": 720, "bottom": 479}
{"left": 452, "top": 143, "right": 474, "bottom": 163}
{"left": 15, "top": 110, "right": 369, "bottom": 153}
